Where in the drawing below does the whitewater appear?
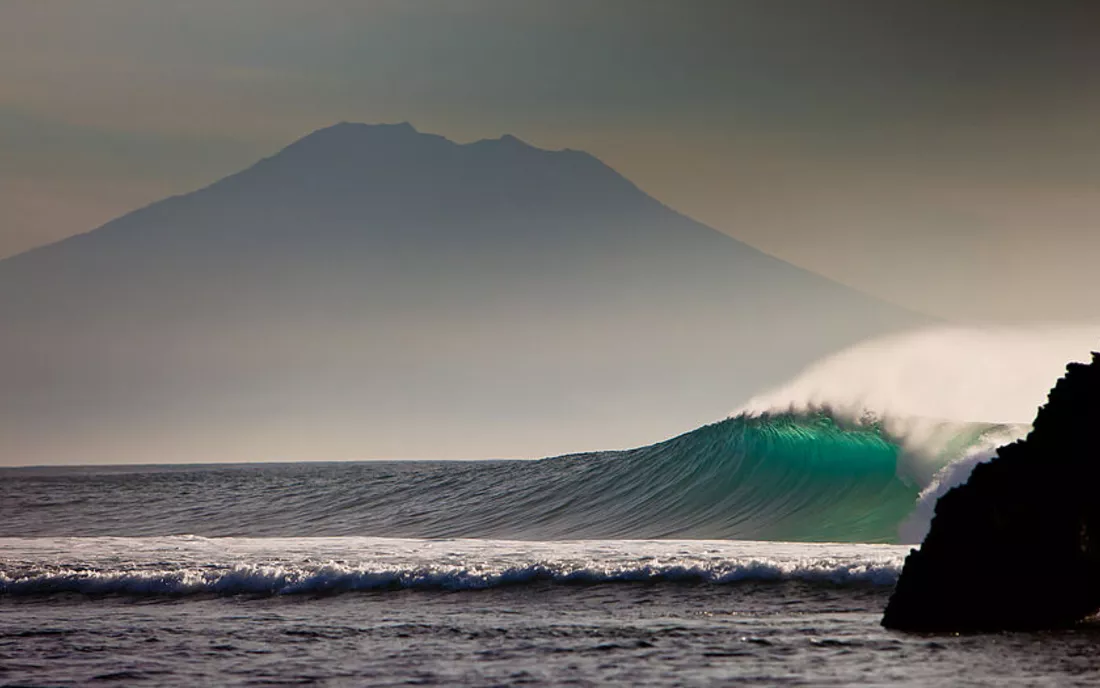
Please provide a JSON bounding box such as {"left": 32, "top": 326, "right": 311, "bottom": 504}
{"left": 5, "top": 326, "right": 1100, "bottom": 686}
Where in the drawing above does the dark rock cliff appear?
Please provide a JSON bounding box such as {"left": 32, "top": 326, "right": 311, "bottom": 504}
{"left": 883, "top": 353, "right": 1100, "bottom": 631}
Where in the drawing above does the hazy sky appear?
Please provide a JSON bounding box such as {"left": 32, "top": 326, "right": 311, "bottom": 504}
{"left": 3, "top": 1, "right": 1099, "bottom": 322}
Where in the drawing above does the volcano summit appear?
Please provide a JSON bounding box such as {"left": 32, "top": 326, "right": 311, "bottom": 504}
{"left": 0, "top": 123, "right": 922, "bottom": 464}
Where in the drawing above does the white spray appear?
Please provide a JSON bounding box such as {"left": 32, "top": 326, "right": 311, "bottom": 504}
{"left": 735, "top": 326, "right": 1100, "bottom": 543}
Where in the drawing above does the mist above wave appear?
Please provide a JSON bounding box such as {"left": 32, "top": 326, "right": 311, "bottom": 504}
{"left": 740, "top": 326, "right": 1100, "bottom": 541}
{"left": 741, "top": 325, "right": 1100, "bottom": 425}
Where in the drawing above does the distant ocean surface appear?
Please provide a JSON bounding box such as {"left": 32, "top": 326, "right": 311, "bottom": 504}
{"left": 4, "top": 414, "right": 1098, "bottom": 686}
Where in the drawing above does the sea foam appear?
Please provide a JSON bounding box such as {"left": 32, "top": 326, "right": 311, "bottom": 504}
{"left": 0, "top": 537, "right": 904, "bottom": 597}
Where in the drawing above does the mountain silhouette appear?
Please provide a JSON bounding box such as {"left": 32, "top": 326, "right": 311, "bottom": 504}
{"left": 0, "top": 122, "right": 925, "bottom": 464}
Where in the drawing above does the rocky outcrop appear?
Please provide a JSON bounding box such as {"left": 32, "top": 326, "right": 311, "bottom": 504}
{"left": 883, "top": 353, "right": 1100, "bottom": 631}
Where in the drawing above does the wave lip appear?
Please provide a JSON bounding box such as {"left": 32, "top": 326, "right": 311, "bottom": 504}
{"left": 0, "top": 537, "right": 905, "bottom": 597}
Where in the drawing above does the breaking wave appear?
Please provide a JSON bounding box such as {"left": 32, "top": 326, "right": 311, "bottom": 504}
{"left": 0, "top": 411, "right": 1018, "bottom": 544}
{"left": 4, "top": 327, "right": 1095, "bottom": 546}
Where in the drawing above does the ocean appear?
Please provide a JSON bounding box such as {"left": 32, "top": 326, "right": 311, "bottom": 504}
{"left": 3, "top": 412, "right": 1098, "bottom": 686}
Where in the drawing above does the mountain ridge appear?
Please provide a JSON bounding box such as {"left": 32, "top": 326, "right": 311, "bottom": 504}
{"left": 1, "top": 121, "right": 924, "bottom": 321}
{"left": 0, "top": 122, "right": 928, "bottom": 464}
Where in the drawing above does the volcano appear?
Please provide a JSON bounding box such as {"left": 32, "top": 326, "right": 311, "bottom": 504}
{"left": 0, "top": 122, "right": 924, "bottom": 464}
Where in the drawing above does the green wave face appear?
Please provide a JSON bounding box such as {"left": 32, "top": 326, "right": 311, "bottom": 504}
{"left": 347, "top": 412, "right": 1012, "bottom": 544}
{"left": 736, "top": 416, "right": 917, "bottom": 540}
{"left": 595, "top": 414, "right": 921, "bottom": 543}
{"left": 12, "top": 411, "right": 1006, "bottom": 543}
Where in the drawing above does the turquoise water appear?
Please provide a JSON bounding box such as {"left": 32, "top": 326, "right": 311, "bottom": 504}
{"left": 0, "top": 412, "right": 1013, "bottom": 544}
